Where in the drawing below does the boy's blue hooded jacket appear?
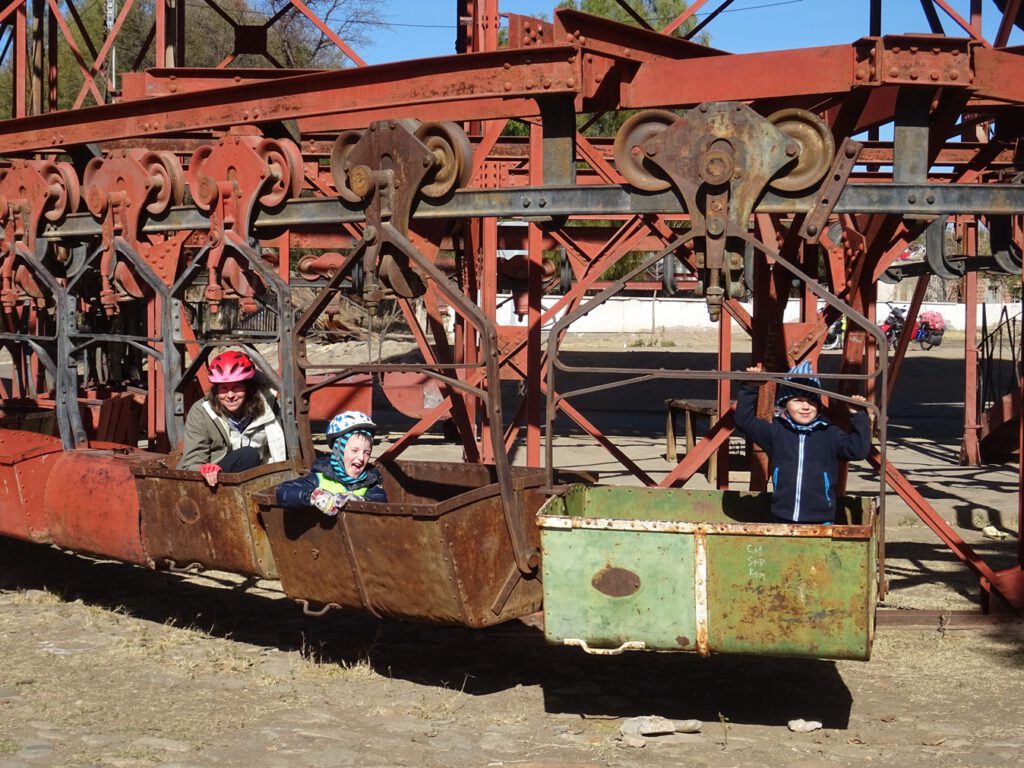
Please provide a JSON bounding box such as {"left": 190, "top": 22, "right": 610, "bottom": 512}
{"left": 736, "top": 383, "right": 871, "bottom": 523}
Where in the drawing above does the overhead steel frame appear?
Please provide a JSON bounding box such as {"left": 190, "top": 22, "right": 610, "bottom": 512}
{"left": 0, "top": 0, "right": 1021, "bottom": 611}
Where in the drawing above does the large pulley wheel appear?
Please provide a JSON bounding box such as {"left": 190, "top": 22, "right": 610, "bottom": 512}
{"left": 767, "top": 108, "right": 835, "bottom": 193}
{"left": 257, "top": 139, "right": 304, "bottom": 208}
{"left": 613, "top": 109, "right": 679, "bottom": 191}
{"left": 330, "top": 130, "right": 365, "bottom": 204}
{"left": 379, "top": 252, "right": 425, "bottom": 298}
{"left": 187, "top": 145, "right": 218, "bottom": 211}
{"left": 415, "top": 121, "right": 473, "bottom": 199}
{"left": 142, "top": 151, "right": 186, "bottom": 215}
{"left": 43, "top": 162, "right": 80, "bottom": 222}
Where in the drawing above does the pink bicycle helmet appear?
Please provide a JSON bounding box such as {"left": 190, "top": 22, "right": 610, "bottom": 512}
{"left": 208, "top": 351, "right": 256, "bottom": 384}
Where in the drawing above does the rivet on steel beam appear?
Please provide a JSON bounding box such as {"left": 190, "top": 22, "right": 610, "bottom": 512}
{"left": 926, "top": 194, "right": 936, "bottom": 204}
{"left": 522, "top": 197, "right": 531, "bottom": 208}
{"left": 929, "top": 71, "right": 940, "bottom": 81}
{"left": 910, "top": 71, "right": 919, "bottom": 80}
{"left": 907, "top": 194, "right": 917, "bottom": 204}
{"left": 538, "top": 198, "right": 547, "bottom": 208}
{"left": 699, "top": 104, "right": 708, "bottom": 112}
{"left": 806, "top": 225, "right": 819, "bottom": 236}
{"left": 950, "top": 71, "right": 959, "bottom": 81}
{"left": 504, "top": 82, "right": 512, "bottom": 91}
{"left": 845, "top": 144, "right": 859, "bottom": 158}
{"left": 566, "top": 79, "right": 576, "bottom": 88}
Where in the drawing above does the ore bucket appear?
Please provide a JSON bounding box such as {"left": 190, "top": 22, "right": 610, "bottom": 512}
{"left": 538, "top": 485, "right": 878, "bottom": 660}
{"left": 257, "top": 460, "right": 554, "bottom": 628}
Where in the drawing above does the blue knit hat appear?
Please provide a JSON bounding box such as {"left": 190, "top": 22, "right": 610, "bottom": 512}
{"left": 775, "top": 360, "right": 823, "bottom": 407}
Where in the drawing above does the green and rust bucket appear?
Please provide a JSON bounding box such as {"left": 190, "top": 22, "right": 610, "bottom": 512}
{"left": 538, "top": 485, "right": 878, "bottom": 660}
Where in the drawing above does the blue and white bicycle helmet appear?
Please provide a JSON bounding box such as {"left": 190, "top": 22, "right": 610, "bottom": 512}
{"left": 325, "top": 410, "right": 376, "bottom": 446}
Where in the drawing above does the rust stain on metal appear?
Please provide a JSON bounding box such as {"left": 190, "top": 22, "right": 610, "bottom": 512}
{"left": 591, "top": 565, "right": 641, "bottom": 597}
{"left": 174, "top": 497, "right": 200, "bottom": 524}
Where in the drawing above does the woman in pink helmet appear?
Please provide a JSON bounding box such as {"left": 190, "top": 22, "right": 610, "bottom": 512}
{"left": 181, "top": 350, "right": 287, "bottom": 486}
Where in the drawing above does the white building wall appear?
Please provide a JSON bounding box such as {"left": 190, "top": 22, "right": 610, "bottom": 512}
{"left": 491, "top": 295, "right": 1020, "bottom": 333}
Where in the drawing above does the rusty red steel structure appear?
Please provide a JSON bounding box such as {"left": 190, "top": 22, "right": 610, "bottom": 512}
{"left": 0, "top": 0, "right": 1021, "bottom": 617}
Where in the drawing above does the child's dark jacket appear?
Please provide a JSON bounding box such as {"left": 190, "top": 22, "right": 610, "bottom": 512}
{"left": 275, "top": 456, "right": 387, "bottom": 508}
{"left": 735, "top": 384, "right": 871, "bottom": 523}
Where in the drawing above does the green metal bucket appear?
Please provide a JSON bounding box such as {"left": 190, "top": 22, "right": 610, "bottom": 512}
{"left": 538, "top": 485, "right": 878, "bottom": 660}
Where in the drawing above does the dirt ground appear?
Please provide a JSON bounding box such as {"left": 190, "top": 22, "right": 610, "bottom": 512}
{"left": 2, "top": 329, "right": 1023, "bottom": 768}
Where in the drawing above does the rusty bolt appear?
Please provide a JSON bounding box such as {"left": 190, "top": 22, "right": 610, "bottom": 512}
{"left": 806, "top": 224, "right": 819, "bottom": 236}
{"left": 699, "top": 104, "right": 708, "bottom": 113}
{"left": 706, "top": 216, "right": 725, "bottom": 237}
{"left": 348, "top": 165, "right": 373, "bottom": 198}
{"left": 503, "top": 62, "right": 511, "bottom": 70}
{"left": 926, "top": 193, "right": 936, "bottom": 204}
{"left": 908, "top": 193, "right": 917, "bottom": 204}
{"left": 950, "top": 71, "right": 959, "bottom": 81}
{"left": 910, "top": 71, "right": 919, "bottom": 80}
{"left": 930, "top": 70, "right": 940, "bottom": 81}
{"left": 645, "top": 144, "right": 658, "bottom": 157}
{"left": 522, "top": 196, "right": 531, "bottom": 208}
{"left": 543, "top": 78, "right": 552, "bottom": 89}
{"left": 504, "top": 81, "right": 513, "bottom": 91}
{"left": 846, "top": 144, "right": 859, "bottom": 158}
{"left": 785, "top": 142, "right": 800, "bottom": 157}
{"left": 566, "top": 79, "right": 576, "bottom": 88}
{"left": 889, "top": 67, "right": 900, "bottom": 78}
{"left": 699, "top": 149, "right": 734, "bottom": 186}
{"left": 892, "top": 46, "right": 901, "bottom": 53}
{"left": 539, "top": 197, "right": 547, "bottom": 208}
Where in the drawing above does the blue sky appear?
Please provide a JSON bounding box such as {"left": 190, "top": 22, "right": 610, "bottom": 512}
{"left": 359, "top": 0, "right": 1023, "bottom": 64}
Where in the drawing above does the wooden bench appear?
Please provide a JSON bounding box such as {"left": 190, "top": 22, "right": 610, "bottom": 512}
{"left": 665, "top": 398, "right": 720, "bottom": 484}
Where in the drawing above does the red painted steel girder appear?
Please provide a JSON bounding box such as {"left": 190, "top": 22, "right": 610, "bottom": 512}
{"left": 0, "top": 47, "right": 580, "bottom": 153}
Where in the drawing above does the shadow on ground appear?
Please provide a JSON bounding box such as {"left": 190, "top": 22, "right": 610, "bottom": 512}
{"left": 0, "top": 536, "right": 853, "bottom": 727}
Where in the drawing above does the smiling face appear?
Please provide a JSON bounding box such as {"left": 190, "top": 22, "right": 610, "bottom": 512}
{"left": 785, "top": 396, "right": 820, "bottom": 425}
{"left": 342, "top": 433, "right": 373, "bottom": 477}
{"left": 215, "top": 382, "right": 248, "bottom": 415}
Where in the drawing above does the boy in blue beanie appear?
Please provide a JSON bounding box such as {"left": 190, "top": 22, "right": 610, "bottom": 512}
{"left": 736, "top": 361, "right": 871, "bottom": 523}
{"left": 276, "top": 410, "right": 387, "bottom": 514}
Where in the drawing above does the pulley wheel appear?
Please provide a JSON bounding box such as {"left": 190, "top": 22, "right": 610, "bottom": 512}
{"left": 559, "top": 252, "right": 573, "bottom": 294}
{"left": 187, "top": 145, "right": 218, "bottom": 211}
{"left": 142, "top": 151, "right": 186, "bottom": 215}
{"left": 415, "top": 121, "right": 473, "bottom": 199}
{"left": 612, "top": 109, "right": 679, "bottom": 191}
{"left": 330, "top": 130, "right": 366, "bottom": 204}
{"left": 43, "top": 162, "right": 80, "bottom": 222}
{"left": 257, "top": 139, "right": 304, "bottom": 209}
{"left": 767, "top": 108, "right": 835, "bottom": 193}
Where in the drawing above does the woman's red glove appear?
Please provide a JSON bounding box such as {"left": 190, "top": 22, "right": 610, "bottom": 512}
{"left": 199, "top": 463, "right": 221, "bottom": 487}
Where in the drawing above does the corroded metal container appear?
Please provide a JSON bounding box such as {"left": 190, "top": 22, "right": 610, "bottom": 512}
{"left": 538, "top": 485, "right": 878, "bottom": 660}
{"left": 135, "top": 460, "right": 296, "bottom": 577}
{"left": 258, "top": 460, "right": 551, "bottom": 627}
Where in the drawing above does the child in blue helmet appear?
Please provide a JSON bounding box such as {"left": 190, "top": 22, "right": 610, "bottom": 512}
{"left": 736, "top": 361, "right": 872, "bottom": 524}
{"left": 275, "top": 410, "right": 387, "bottom": 514}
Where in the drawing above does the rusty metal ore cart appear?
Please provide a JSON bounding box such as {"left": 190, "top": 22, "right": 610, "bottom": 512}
{"left": 258, "top": 460, "right": 556, "bottom": 627}
{"left": 538, "top": 485, "right": 879, "bottom": 660}
{"left": 135, "top": 460, "right": 296, "bottom": 578}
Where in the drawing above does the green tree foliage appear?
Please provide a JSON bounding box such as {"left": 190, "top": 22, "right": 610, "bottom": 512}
{"left": 0, "top": 0, "right": 382, "bottom": 114}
